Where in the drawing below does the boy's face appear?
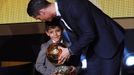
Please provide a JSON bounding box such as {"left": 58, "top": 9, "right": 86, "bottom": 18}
{"left": 46, "top": 27, "right": 62, "bottom": 43}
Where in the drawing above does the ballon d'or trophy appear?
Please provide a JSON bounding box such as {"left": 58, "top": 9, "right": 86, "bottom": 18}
{"left": 46, "top": 43, "right": 75, "bottom": 75}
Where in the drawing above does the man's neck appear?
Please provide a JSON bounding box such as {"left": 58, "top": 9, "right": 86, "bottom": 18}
{"left": 48, "top": 3, "right": 56, "bottom": 17}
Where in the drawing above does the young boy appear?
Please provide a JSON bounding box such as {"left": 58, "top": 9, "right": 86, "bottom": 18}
{"left": 35, "top": 19, "right": 78, "bottom": 75}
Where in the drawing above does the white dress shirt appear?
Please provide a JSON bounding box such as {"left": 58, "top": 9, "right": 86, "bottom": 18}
{"left": 55, "top": 2, "right": 72, "bottom": 31}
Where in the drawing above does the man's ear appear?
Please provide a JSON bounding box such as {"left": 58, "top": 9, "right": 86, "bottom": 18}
{"left": 39, "top": 9, "right": 46, "bottom": 15}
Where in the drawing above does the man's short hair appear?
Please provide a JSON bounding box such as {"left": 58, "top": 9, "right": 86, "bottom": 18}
{"left": 27, "top": 0, "right": 50, "bottom": 17}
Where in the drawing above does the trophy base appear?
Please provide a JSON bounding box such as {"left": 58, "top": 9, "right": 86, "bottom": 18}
{"left": 55, "top": 66, "right": 73, "bottom": 75}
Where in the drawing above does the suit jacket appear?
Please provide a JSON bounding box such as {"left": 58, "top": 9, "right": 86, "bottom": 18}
{"left": 57, "top": 0, "right": 125, "bottom": 58}
{"left": 35, "top": 40, "right": 56, "bottom": 75}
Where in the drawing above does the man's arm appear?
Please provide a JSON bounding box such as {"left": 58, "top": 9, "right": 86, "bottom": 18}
{"left": 65, "top": 0, "right": 96, "bottom": 55}
{"left": 58, "top": 0, "right": 97, "bottom": 63}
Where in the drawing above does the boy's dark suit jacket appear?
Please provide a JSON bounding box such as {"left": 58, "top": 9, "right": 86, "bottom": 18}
{"left": 57, "top": 0, "right": 124, "bottom": 59}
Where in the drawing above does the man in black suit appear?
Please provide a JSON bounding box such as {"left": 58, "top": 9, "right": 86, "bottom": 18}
{"left": 27, "top": 0, "right": 125, "bottom": 75}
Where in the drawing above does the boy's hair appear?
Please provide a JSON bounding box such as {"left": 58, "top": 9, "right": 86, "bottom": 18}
{"left": 45, "top": 18, "right": 63, "bottom": 32}
{"left": 27, "top": 0, "right": 50, "bottom": 17}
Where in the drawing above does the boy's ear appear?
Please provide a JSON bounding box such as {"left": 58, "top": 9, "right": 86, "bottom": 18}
{"left": 45, "top": 32, "right": 49, "bottom": 36}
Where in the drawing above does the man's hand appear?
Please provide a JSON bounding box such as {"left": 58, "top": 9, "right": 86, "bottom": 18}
{"left": 58, "top": 46, "right": 70, "bottom": 64}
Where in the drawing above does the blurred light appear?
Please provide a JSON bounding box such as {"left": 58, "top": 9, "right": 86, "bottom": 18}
{"left": 126, "top": 56, "right": 134, "bottom": 66}
{"left": 123, "top": 47, "right": 134, "bottom": 67}
{"left": 80, "top": 54, "right": 87, "bottom": 69}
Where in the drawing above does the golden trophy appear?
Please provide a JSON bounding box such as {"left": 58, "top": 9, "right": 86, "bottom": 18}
{"left": 46, "top": 43, "right": 75, "bottom": 75}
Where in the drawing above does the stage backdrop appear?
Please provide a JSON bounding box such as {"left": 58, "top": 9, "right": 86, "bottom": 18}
{"left": 0, "top": 0, "right": 134, "bottom": 24}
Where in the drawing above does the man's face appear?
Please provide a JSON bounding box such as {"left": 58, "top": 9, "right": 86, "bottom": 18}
{"left": 34, "top": 8, "right": 55, "bottom": 21}
{"left": 46, "top": 27, "right": 62, "bottom": 43}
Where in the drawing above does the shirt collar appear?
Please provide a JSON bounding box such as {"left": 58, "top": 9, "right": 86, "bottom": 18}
{"left": 52, "top": 39, "right": 63, "bottom": 43}
{"left": 55, "top": 2, "right": 61, "bottom": 16}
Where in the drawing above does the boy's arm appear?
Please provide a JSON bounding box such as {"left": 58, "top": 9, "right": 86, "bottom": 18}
{"left": 35, "top": 44, "right": 48, "bottom": 75}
